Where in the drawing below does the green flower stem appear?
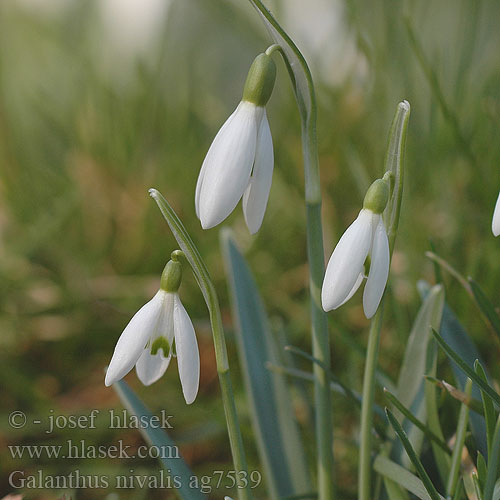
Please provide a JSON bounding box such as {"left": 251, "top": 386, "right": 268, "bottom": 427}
{"left": 358, "top": 303, "right": 385, "bottom": 500}
{"left": 358, "top": 102, "right": 410, "bottom": 500}
{"left": 206, "top": 286, "right": 251, "bottom": 500}
{"left": 149, "top": 189, "right": 251, "bottom": 500}
{"left": 303, "top": 98, "right": 334, "bottom": 498}
{"left": 307, "top": 202, "right": 334, "bottom": 500}
{"left": 247, "top": 2, "right": 334, "bottom": 496}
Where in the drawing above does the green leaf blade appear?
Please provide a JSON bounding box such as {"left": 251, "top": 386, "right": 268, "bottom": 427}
{"left": 112, "top": 380, "right": 207, "bottom": 500}
{"left": 385, "top": 409, "right": 443, "bottom": 500}
{"left": 468, "top": 278, "right": 500, "bottom": 340}
{"left": 374, "top": 455, "right": 445, "bottom": 500}
{"left": 222, "top": 231, "right": 310, "bottom": 499}
{"left": 431, "top": 328, "right": 500, "bottom": 408}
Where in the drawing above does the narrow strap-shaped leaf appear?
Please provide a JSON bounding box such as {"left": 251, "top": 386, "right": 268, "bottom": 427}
{"left": 112, "top": 379, "right": 207, "bottom": 500}
{"left": 451, "top": 481, "right": 465, "bottom": 500}
{"left": 447, "top": 379, "right": 472, "bottom": 497}
{"left": 433, "top": 290, "right": 490, "bottom": 454}
{"left": 267, "top": 363, "right": 386, "bottom": 424}
{"left": 266, "top": 363, "right": 347, "bottom": 397}
{"left": 424, "top": 254, "right": 500, "bottom": 343}
{"left": 222, "top": 231, "right": 310, "bottom": 498}
{"left": 386, "top": 409, "right": 443, "bottom": 500}
{"left": 285, "top": 345, "right": 373, "bottom": 414}
{"left": 384, "top": 478, "right": 410, "bottom": 500}
{"left": 431, "top": 328, "right": 500, "bottom": 408}
{"left": 484, "top": 416, "right": 500, "bottom": 500}
{"left": 384, "top": 389, "right": 450, "bottom": 454}
{"left": 396, "top": 285, "right": 444, "bottom": 413}
{"left": 395, "top": 284, "right": 444, "bottom": 462}
{"left": 468, "top": 278, "right": 500, "bottom": 341}
{"left": 424, "top": 339, "right": 451, "bottom": 484}
{"left": 373, "top": 455, "right": 445, "bottom": 500}
{"left": 477, "top": 452, "right": 487, "bottom": 491}
{"left": 464, "top": 472, "right": 483, "bottom": 500}
{"left": 474, "top": 473, "right": 484, "bottom": 500}
{"left": 425, "top": 376, "right": 484, "bottom": 415}
{"left": 493, "top": 479, "right": 500, "bottom": 500}
{"left": 475, "top": 361, "right": 497, "bottom": 457}
{"left": 332, "top": 319, "right": 397, "bottom": 392}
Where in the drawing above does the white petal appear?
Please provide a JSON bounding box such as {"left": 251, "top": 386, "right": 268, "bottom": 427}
{"left": 363, "top": 218, "right": 390, "bottom": 318}
{"left": 198, "top": 101, "right": 264, "bottom": 229}
{"left": 492, "top": 191, "right": 500, "bottom": 236}
{"left": 242, "top": 111, "right": 274, "bottom": 234}
{"left": 195, "top": 105, "right": 241, "bottom": 219}
{"left": 135, "top": 350, "right": 171, "bottom": 386}
{"left": 105, "top": 291, "right": 166, "bottom": 386}
{"left": 321, "top": 209, "right": 374, "bottom": 311}
{"left": 173, "top": 295, "right": 199, "bottom": 404}
{"left": 338, "top": 272, "right": 364, "bottom": 307}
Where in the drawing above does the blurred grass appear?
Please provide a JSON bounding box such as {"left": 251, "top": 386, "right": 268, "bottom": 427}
{"left": 0, "top": 0, "right": 500, "bottom": 498}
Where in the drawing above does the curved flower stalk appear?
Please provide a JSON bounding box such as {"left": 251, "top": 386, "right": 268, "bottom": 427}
{"left": 196, "top": 52, "right": 276, "bottom": 234}
{"left": 322, "top": 179, "right": 390, "bottom": 319}
{"left": 492, "top": 191, "right": 500, "bottom": 236}
{"left": 105, "top": 251, "right": 199, "bottom": 405}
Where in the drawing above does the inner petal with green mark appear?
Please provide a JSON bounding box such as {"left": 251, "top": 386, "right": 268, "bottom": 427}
{"left": 150, "top": 336, "right": 171, "bottom": 357}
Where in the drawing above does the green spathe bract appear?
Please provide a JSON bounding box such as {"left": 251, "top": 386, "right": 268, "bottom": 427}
{"left": 242, "top": 53, "right": 276, "bottom": 107}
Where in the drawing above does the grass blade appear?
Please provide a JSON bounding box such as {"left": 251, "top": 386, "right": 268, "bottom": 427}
{"left": 426, "top": 376, "right": 484, "bottom": 415}
{"left": 384, "top": 478, "right": 410, "bottom": 500}
{"left": 222, "top": 231, "right": 310, "bottom": 498}
{"left": 475, "top": 361, "right": 497, "bottom": 457}
{"left": 396, "top": 284, "right": 444, "bottom": 412}
{"left": 285, "top": 345, "right": 368, "bottom": 413}
{"left": 447, "top": 379, "right": 472, "bottom": 497}
{"left": 437, "top": 296, "right": 490, "bottom": 454}
{"left": 468, "top": 278, "right": 500, "bottom": 341}
{"left": 112, "top": 379, "right": 207, "bottom": 500}
{"left": 424, "top": 338, "right": 450, "bottom": 484}
{"left": 484, "top": 416, "right": 500, "bottom": 500}
{"left": 431, "top": 328, "right": 500, "bottom": 408}
{"left": 477, "top": 452, "right": 487, "bottom": 491}
{"left": 384, "top": 388, "right": 450, "bottom": 454}
{"left": 385, "top": 409, "right": 443, "bottom": 500}
{"left": 395, "top": 284, "right": 444, "bottom": 460}
{"left": 266, "top": 363, "right": 386, "bottom": 426}
{"left": 373, "top": 455, "right": 445, "bottom": 500}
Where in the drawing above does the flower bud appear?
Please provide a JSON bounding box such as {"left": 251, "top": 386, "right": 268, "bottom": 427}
{"left": 242, "top": 53, "right": 277, "bottom": 107}
{"left": 363, "top": 179, "right": 390, "bottom": 214}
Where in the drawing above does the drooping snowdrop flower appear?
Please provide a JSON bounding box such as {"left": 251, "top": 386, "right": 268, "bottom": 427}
{"left": 322, "top": 179, "right": 391, "bottom": 319}
{"left": 492, "top": 191, "right": 500, "bottom": 236}
{"left": 195, "top": 52, "right": 276, "bottom": 234}
{"left": 105, "top": 251, "right": 199, "bottom": 404}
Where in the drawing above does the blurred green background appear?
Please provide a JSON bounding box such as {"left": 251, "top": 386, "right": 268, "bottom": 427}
{"left": 1, "top": 0, "right": 500, "bottom": 498}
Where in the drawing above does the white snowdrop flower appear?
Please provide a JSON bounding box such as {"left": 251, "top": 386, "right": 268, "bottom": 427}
{"left": 196, "top": 52, "right": 276, "bottom": 234}
{"left": 322, "top": 179, "right": 390, "bottom": 319}
{"left": 492, "top": 191, "right": 500, "bottom": 236}
{"left": 105, "top": 252, "right": 199, "bottom": 404}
